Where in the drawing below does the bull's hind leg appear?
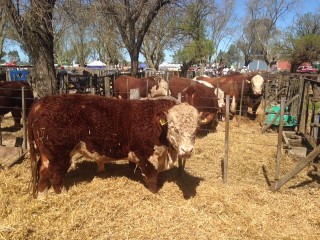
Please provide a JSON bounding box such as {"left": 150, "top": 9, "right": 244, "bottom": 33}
{"left": 38, "top": 153, "right": 51, "bottom": 193}
{"left": 137, "top": 159, "right": 159, "bottom": 193}
{"left": 50, "top": 157, "right": 71, "bottom": 194}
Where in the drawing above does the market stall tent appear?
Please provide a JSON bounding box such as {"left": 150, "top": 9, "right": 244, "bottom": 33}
{"left": 86, "top": 60, "right": 107, "bottom": 69}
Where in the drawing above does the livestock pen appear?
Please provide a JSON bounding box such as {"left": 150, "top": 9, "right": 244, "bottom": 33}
{"left": 260, "top": 73, "right": 320, "bottom": 191}
{"left": 0, "top": 73, "right": 320, "bottom": 239}
{"left": 0, "top": 84, "right": 31, "bottom": 169}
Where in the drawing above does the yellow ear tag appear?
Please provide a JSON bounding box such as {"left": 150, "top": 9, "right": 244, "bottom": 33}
{"left": 160, "top": 118, "right": 167, "bottom": 126}
{"left": 201, "top": 118, "right": 208, "bottom": 123}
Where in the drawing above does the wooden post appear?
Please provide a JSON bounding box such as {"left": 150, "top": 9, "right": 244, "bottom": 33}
{"left": 104, "top": 77, "right": 110, "bottom": 97}
{"left": 0, "top": 119, "right": 2, "bottom": 146}
{"left": 65, "top": 74, "right": 69, "bottom": 93}
{"left": 22, "top": 87, "right": 27, "bottom": 151}
{"left": 298, "top": 81, "right": 309, "bottom": 134}
{"left": 239, "top": 79, "right": 244, "bottom": 116}
{"left": 146, "top": 79, "right": 149, "bottom": 97}
{"left": 265, "top": 88, "right": 287, "bottom": 106}
{"left": 261, "top": 81, "right": 268, "bottom": 124}
{"left": 275, "top": 97, "right": 285, "bottom": 181}
{"left": 167, "top": 76, "right": 170, "bottom": 96}
{"left": 90, "top": 76, "right": 95, "bottom": 95}
{"left": 223, "top": 95, "right": 230, "bottom": 183}
{"left": 272, "top": 143, "right": 320, "bottom": 191}
{"left": 260, "top": 94, "right": 300, "bottom": 133}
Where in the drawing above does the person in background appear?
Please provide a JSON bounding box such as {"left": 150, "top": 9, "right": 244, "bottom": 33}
{"left": 222, "top": 66, "right": 230, "bottom": 75}
{"left": 56, "top": 66, "right": 68, "bottom": 90}
{"left": 240, "top": 66, "right": 247, "bottom": 73}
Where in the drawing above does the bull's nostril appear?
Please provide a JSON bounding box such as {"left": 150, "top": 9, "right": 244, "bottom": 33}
{"left": 181, "top": 146, "right": 194, "bottom": 155}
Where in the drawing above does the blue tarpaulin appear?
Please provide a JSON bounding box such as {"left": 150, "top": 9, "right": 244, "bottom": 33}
{"left": 9, "top": 70, "right": 30, "bottom": 81}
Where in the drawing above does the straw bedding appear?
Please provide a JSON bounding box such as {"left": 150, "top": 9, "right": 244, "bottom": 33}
{"left": 0, "top": 115, "right": 320, "bottom": 240}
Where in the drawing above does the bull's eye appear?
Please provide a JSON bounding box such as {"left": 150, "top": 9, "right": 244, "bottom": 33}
{"left": 174, "top": 128, "right": 179, "bottom": 134}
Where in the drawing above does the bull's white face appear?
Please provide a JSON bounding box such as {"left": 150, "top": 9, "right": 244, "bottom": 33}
{"left": 166, "top": 103, "right": 199, "bottom": 159}
{"left": 251, "top": 74, "right": 264, "bottom": 95}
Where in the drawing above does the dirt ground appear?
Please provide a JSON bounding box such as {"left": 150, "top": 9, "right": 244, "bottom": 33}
{"left": 0, "top": 116, "right": 320, "bottom": 240}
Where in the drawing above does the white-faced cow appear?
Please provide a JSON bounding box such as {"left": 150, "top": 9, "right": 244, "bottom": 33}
{"left": 201, "top": 73, "right": 264, "bottom": 119}
{"left": 28, "top": 94, "right": 199, "bottom": 197}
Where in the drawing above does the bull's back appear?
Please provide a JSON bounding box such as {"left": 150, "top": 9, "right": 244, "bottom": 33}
{"left": 28, "top": 95, "right": 131, "bottom": 153}
{"left": 28, "top": 95, "right": 178, "bottom": 157}
{"left": 114, "top": 76, "right": 155, "bottom": 99}
{"left": 205, "top": 74, "right": 250, "bottom": 97}
{"left": 168, "top": 76, "right": 193, "bottom": 98}
{"left": 183, "top": 83, "right": 218, "bottom": 112}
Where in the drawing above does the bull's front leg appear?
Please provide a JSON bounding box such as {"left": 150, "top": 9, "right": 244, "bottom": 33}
{"left": 137, "top": 159, "right": 159, "bottom": 193}
{"left": 231, "top": 96, "right": 237, "bottom": 113}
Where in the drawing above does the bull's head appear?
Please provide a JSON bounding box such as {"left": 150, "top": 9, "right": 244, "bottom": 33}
{"left": 166, "top": 103, "right": 199, "bottom": 159}
{"left": 250, "top": 74, "right": 264, "bottom": 95}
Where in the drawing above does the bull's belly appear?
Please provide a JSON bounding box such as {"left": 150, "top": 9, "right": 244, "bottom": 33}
{"left": 69, "top": 141, "right": 176, "bottom": 172}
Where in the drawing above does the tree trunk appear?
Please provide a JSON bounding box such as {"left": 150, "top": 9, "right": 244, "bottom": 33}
{"left": 31, "top": 47, "right": 57, "bottom": 97}
{"left": 4, "top": 0, "right": 56, "bottom": 97}
{"left": 244, "top": 57, "right": 252, "bottom": 67}
{"left": 180, "top": 64, "right": 190, "bottom": 78}
{"left": 0, "top": 9, "right": 6, "bottom": 60}
{"left": 130, "top": 48, "right": 140, "bottom": 77}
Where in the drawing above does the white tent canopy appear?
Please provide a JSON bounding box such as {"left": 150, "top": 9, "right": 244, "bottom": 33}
{"left": 159, "top": 62, "right": 181, "bottom": 71}
{"left": 86, "top": 60, "right": 107, "bottom": 68}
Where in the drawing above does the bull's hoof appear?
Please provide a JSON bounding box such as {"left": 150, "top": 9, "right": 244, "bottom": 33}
{"left": 52, "top": 185, "right": 62, "bottom": 194}
{"left": 37, "top": 188, "right": 48, "bottom": 199}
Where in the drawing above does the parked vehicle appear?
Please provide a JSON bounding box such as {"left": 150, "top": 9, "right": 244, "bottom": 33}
{"left": 296, "top": 65, "right": 318, "bottom": 74}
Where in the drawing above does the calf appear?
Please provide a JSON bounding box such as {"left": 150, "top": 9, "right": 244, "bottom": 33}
{"left": 28, "top": 94, "right": 199, "bottom": 197}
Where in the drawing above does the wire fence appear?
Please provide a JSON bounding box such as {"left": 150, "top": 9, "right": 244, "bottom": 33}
{"left": 1, "top": 72, "right": 320, "bottom": 189}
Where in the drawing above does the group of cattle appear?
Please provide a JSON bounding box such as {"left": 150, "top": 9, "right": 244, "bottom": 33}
{"left": 0, "top": 71, "right": 264, "bottom": 197}
{"left": 114, "top": 72, "right": 264, "bottom": 131}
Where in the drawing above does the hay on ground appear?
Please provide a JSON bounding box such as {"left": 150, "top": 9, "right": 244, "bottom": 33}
{"left": 0, "top": 116, "right": 319, "bottom": 240}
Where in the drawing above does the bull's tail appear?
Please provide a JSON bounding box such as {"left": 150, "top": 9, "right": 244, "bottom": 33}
{"left": 28, "top": 110, "right": 40, "bottom": 198}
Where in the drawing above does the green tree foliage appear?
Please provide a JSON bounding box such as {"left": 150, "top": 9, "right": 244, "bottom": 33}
{"left": 0, "top": 51, "right": 6, "bottom": 63}
{"left": 291, "top": 34, "right": 320, "bottom": 65}
{"left": 216, "top": 44, "right": 241, "bottom": 67}
{"left": 7, "top": 49, "right": 20, "bottom": 62}
{"left": 278, "top": 13, "right": 320, "bottom": 70}
{"left": 171, "top": 0, "right": 213, "bottom": 76}
{"left": 173, "top": 39, "right": 214, "bottom": 63}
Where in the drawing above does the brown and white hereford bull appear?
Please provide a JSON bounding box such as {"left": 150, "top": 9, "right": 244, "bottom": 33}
{"left": 202, "top": 73, "right": 264, "bottom": 119}
{"left": 0, "top": 81, "right": 34, "bottom": 127}
{"left": 114, "top": 75, "right": 159, "bottom": 99}
{"left": 181, "top": 82, "right": 219, "bottom": 133}
{"left": 28, "top": 94, "right": 199, "bottom": 197}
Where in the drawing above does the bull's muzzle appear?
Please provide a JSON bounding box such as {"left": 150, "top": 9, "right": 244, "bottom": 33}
{"left": 179, "top": 145, "right": 194, "bottom": 158}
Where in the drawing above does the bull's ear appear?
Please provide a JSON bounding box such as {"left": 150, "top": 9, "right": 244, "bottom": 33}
{"left": 156, "top": 111, "right": 168, "bottom": 128}
{"left": 159, "top": 118, "right": 167, "bottom": 126}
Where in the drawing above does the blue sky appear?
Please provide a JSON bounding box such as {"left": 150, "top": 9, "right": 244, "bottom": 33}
{"left": 3, "top": 0, "right": 320, "bottom": 64}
